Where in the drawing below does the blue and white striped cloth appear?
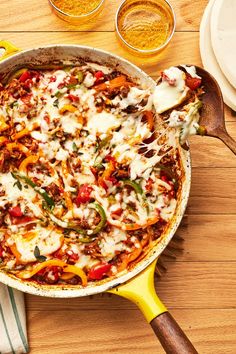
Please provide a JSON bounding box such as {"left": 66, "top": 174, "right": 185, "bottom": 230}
{"left": 0, "top": 285, "right": 28, "bottom": 354}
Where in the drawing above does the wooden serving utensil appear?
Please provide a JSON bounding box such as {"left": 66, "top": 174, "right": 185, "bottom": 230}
{"left": 195, "top": 66, "right": 236, "bottom": 155}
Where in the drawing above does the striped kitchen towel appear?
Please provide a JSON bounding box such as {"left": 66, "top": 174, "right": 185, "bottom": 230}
{"left": 0, "top": 284, "right": 28, "bottom": 354}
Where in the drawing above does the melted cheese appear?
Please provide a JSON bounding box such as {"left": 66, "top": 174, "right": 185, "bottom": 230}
{"left": 0, "top": 173, "right": 42, "bottom": 217}
{"left": 0, "top": 63, "right": 196, "bottom": 277}
{"left": 86, "top": 62, "right": 113, "bottom": 75}
{"left": 42, "top": 70, "right": 67, "bottom": 94}
{"left": 83, "top": 72, "right": 96, "bottom": 88}
{"left": 8, "top": 226, "right": 63, "bottom": 263}
{"left": 87, "top": 112, "right": 122, "bottom": 135}
{"left": 181, "top": 65, "right": 201, "bottom": 79}
{"left": 160, "top": 198, "right": 177, "bottom": 221}
{"left": 60, "top": 114, "right": 82, "bottom": 135}
{"left": 168, "top": 99, "right": 201, "bottom": 144}
{"left": 75, "top": 254, "right": 97, "bottom": 269}
{"left": 153, "top": 67, "right": 189, "bottom": 114}
{"left": 99, "top": 228, "right": 128, "bottom": 261}
{"left": 112, "top": 87, "right": 152, "bottom": 111}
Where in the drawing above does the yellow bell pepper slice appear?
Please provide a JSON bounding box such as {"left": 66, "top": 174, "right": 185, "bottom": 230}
{"left": 64, "top": 191, "right": 73, "bottom": 211}
{"left": 9, "top": 243, "right": 22, "bottom": 264}
{"left": 0, "top": 116, "right": 9, "bottom": 132}
{"left": 12, "top": 128, "right": 30, "bottom": 140}
{"left": 17, "top": 260, "right": 88, "bottom": 286}
{"left": 6, "top": 142, "right": 29, "bottom": 155}
{"left": 60, "top": 272, "right": 74, "bottom": 280}
{"left": 59, "top": 104, "right": 77, "bottom": 114}
{"left": 61, "top": 160, "right": 69, "bottom": 177}
{"left": 0, "top": 136, "right": 8, "bottom": 145}
{"left": 10, "top": 68, "right": 28, "bottom": 81}
{"left": 12, "top": 123, "right": 39, "bottom": 140}
{"left": 19, "top": 155, "right": 39, "bottom": 174}
{"left": 63, "top": 265, "right": 88, "bottom": 286}
{"left": 16, "top": 260, "right": 66, "bottom": 279}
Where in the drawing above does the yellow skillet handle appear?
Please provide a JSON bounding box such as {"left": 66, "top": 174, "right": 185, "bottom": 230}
{"left": 108, "top": 260, "right": 166, "bottom": 322}
{"left": 108, "top": 260, "right": 198, "bottom": 354}
{"left": 0, "top": 40, "right": 20, "bottom": 61}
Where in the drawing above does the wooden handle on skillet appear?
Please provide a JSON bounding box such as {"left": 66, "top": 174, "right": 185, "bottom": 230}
{"left": 108, "top": 260, "right": 198, "bottom": 354}
{"left": 150, "top": 312, "right": 198, "bottom": 354}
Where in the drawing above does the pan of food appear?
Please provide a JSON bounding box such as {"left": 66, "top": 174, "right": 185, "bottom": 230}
{"left": 0, "top": 41, "right": 204, "bottom": 353}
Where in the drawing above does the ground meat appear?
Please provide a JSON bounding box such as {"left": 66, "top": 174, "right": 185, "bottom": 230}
{"left": 115, "top": 169, "right": 129, "bottom": 178}
{"left": 105, "top": 88, "right": 120, "bottom": 100}
{"left": 63, "top": 276, "right": 80, "bottom": 285}
{"left": 104, "top": 70, "right": 122, "bottom": 81}
{"left": 84, "top": 240, "right": 102, "bottom": 258}
{"left": 124, "top": 105, "right": 138, "bottom": 114}
{"left": 20, "top": 136, "right": 38, "bottom": 151}
{"left": 144, "top": 149, "right": 155, "bottom": 158}
{"left": 45, "top": 183, "right": 61, "bottom": 202}
{"left": 0, "top": 208, "right": 8, "bottom": 227}
{"left": 6, "top": 79, "right": 29, "bottom": 98}
{"left": 152, "top": 221, "right": 167, "bottom": 240}
{"left": 139, "top": 98, "right": 148, "bottom": 107}
{"left": 79, "top": 218, "right": 90, "bottom": 229}
{"left": 0, "top": 150, "right": 11, "bottom": 173}
{"left": 120, "top": 86, "right": 129, "bottom": 98}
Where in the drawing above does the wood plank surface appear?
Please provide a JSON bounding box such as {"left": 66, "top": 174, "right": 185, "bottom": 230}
{"left": 26, "top": 309, "right": 236, "bottom": 354}
{"left": 1, "top": 0, "right": 236, "bottom": 353}
{"left": 189, "top": 168, "right": 236, "bottom": 214}
{"left": 0, "top": 0, "right": 209, "bottom": 32}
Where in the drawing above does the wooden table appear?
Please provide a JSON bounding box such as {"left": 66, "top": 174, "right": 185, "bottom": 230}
{"left": 1, "top": 0, "right": 236, "bottom": 353}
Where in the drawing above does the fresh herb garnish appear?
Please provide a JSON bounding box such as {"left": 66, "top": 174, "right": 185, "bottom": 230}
{"left": 11, "top": 172, "right": 17, "bottom": 179}
{"left": 77, "top": 72, "right": 84, "bottom": 84}
{"left": 94, "top": 163, "right": 104, "bottom": 170}
{"left": 34, "top": 246, "right": 47, "bottom": 263}
{"left": 55, "top": 91, "right": 63, "bottom": 98}
{"left": 13, "top": 173, "right": 55, "bottom": 209}
{"left": 13, "top": 180, "right": 22, "bottom": 191}
{"left": 95, "top": 136, "right": 111, "bottom": 153}
{"left": 53, "top": 98, "right": 59, "bottom": 107}
{"left": 42, "top": 201, "right": 49, "bottom": 210}
{"left": 94, "top": 142, "right": 99, "bottom": 153}
{"left": 72, "top": 142, "right": 78, "bottom": 152}
{"left": 66, "top": 83, "right": 78, "bottom": 90}
{"left": 9, "top": 101, "right": 18, "bottom": 108}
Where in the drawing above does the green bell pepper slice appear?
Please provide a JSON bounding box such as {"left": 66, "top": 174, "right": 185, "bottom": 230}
{"left": 123, "top": 179, "right": 143, "bottom": 194}
{"left": 12, "top": 172, "right": 55, "bottom": 209}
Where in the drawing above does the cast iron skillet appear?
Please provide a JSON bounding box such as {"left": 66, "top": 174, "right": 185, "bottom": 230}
{"left": 0, "top": 41, "right": 197, "bottom": 354}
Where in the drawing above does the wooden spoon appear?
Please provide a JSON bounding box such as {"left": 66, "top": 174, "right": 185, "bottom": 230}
{"left": 195, "top": 66, "right": 236, "bottom": 155}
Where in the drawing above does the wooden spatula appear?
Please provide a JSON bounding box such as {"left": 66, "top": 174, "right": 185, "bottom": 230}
{"left": 195, "top": 66, "right": 236, "bottom": 155}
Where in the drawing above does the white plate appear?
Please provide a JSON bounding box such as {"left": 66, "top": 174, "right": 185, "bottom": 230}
{"left": 200, "top": 0, "right": 236, "bottom": 111}
{"left": 211, "top": 0, "right": 236, "bottom": 89}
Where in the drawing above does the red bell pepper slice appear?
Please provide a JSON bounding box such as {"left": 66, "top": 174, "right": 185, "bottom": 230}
{"left": 75, "top": 184, "right": 93, "bottom": 205}
{"left": 19, "top": 71, "right": 32, "bottom": 83}
{"left": 88, "top": 263, "right": 111, "bottom": 280}
{"left": 145, "top": 178, "right": 154, "bottom": 192}
{"left": 94, "top": 71, "right": 104, "bottom": 84}
{"left": 0, "top": 245, "right": 4, "bottom": 258}
{"left": 11, "top": 216, "right": 34, "bottom": 225}
{"left": 185, "top": 73, "right": 202, "bottom": 91}
{"left": 9, "top": 205, "right": 23, "bottom": 217}
{"left": 67, "top": 94, "right": 80, "bottom": 102}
